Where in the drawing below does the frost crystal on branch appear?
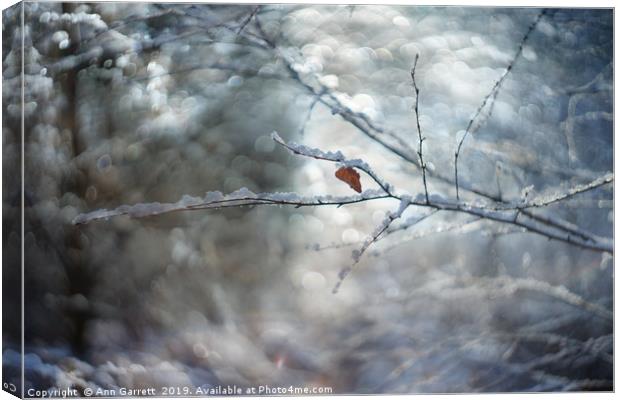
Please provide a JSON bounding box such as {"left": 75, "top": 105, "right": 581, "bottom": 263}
{"left": 271, "top": 131, "right": 345, "bottom": 162}
{"left": 522, "top": 172, "right": 614, "bottom": 209}
{"left": 333, "top": 196, "right": 411, "bottom": 293}
{"left": 272, "top": 131, "right": 394, "bottom": 194}
{"left": 72, "top": 188, "right": 390, "bottom": 225}
{"left": 468, "top": 172, "right": 614, "bottom": 211}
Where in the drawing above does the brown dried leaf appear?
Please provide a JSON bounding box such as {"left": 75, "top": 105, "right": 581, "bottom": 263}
{"left": 335, "top": 166, "right": 362, "bottom": 193}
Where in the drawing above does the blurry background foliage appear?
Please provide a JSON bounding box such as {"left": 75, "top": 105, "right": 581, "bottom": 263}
{"left": 2, "top": 2, "right": 613, "bottom": 394}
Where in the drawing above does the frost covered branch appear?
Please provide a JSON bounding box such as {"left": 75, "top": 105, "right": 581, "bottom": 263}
{"left": 75, "top": 132, "right": 612, "bottom": 291}
{"left": 305, "top": 210, "right": 439, "bottom": 252}
{"left": 461, "top": 173, "right": 613, "bottom": 212}
{"left": 375, "top": 217, "right": 483, "bottom": 256}
{"left": 271, "top": 132, "right": 393, "bottom": 194}
{"left": 72, "top": 131, "right": 400, "bottom": 226}
{"left": 72, "top": 188, "right": 390, "bottom": 225}
{"left": 426, "top": 199, "right": 612, "bottom": 253}
{"left": 454, "top": 9, "right": 547, "bottom": 200}
{"left": 333, "top": 196, "right": 411, "bottom": 293}
{"left": 515, "top": 172, "right": 612, "bottom": 210}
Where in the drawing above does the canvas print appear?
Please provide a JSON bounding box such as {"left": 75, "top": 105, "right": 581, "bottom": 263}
{"left": 2, "top": 1, "right": 613, "bottom": 396}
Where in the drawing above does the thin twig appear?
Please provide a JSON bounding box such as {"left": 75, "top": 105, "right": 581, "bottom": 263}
{"left": 237, "top": 6, "right": 260, "bottom": 36}
{"left": 454, "top": 9, "right": 547, "bottom": 200}
{"left": 72, "top": 190, "right": 393, "bottom": 225}
{"left": 298, "top": 92, "right": 324, "bottom": 137}
{"left": 411, "top": 54, "right": 429, "bottom": 204}
{"left": 464, "top": 172, "right": 613, "bottom": 212}
{"left": 385, "top": 209, "right": 439, "bottom": 235}
{"left": 376, "top": 217, "right": 483, "bottom": 255}
{"left": 333, "top": 197, "right": 411, "bottom": 293}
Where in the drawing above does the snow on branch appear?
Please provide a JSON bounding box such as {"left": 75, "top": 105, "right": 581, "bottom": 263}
{"left": 464, "top": 172, "right": 614, "bottom": 212}
{"left": 518, "top": 172, "right": 613, "bottom": 209}
{"left": 456, "top": 172, "right": 613, "bottom": 246}
{"left": 431, "top": 200, "right": 612, "bottom": 253}
{"left": 355, "top": 196, "right": 412, "bottom": 262}
{"left": 272, "top": 132, "right": 394, "bottom": 194}
{"left": 74, "top": 168, "right": 613, "bottom": 255}
{"left": 72, "top": 188, "right": 390, "bottom": 225}
{"left": 386, "top": 209, "right": 439, "bottom": 235}
{"left": 271, "top": 131, "right": 346, "bottom": 162}
{"left": 333, "top": 196, "right": 411, "bottom": 293}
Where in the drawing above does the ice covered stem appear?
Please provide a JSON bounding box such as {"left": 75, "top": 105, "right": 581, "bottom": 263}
{"left": 333, "top": 196, "right": 411, "bottom": 294}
